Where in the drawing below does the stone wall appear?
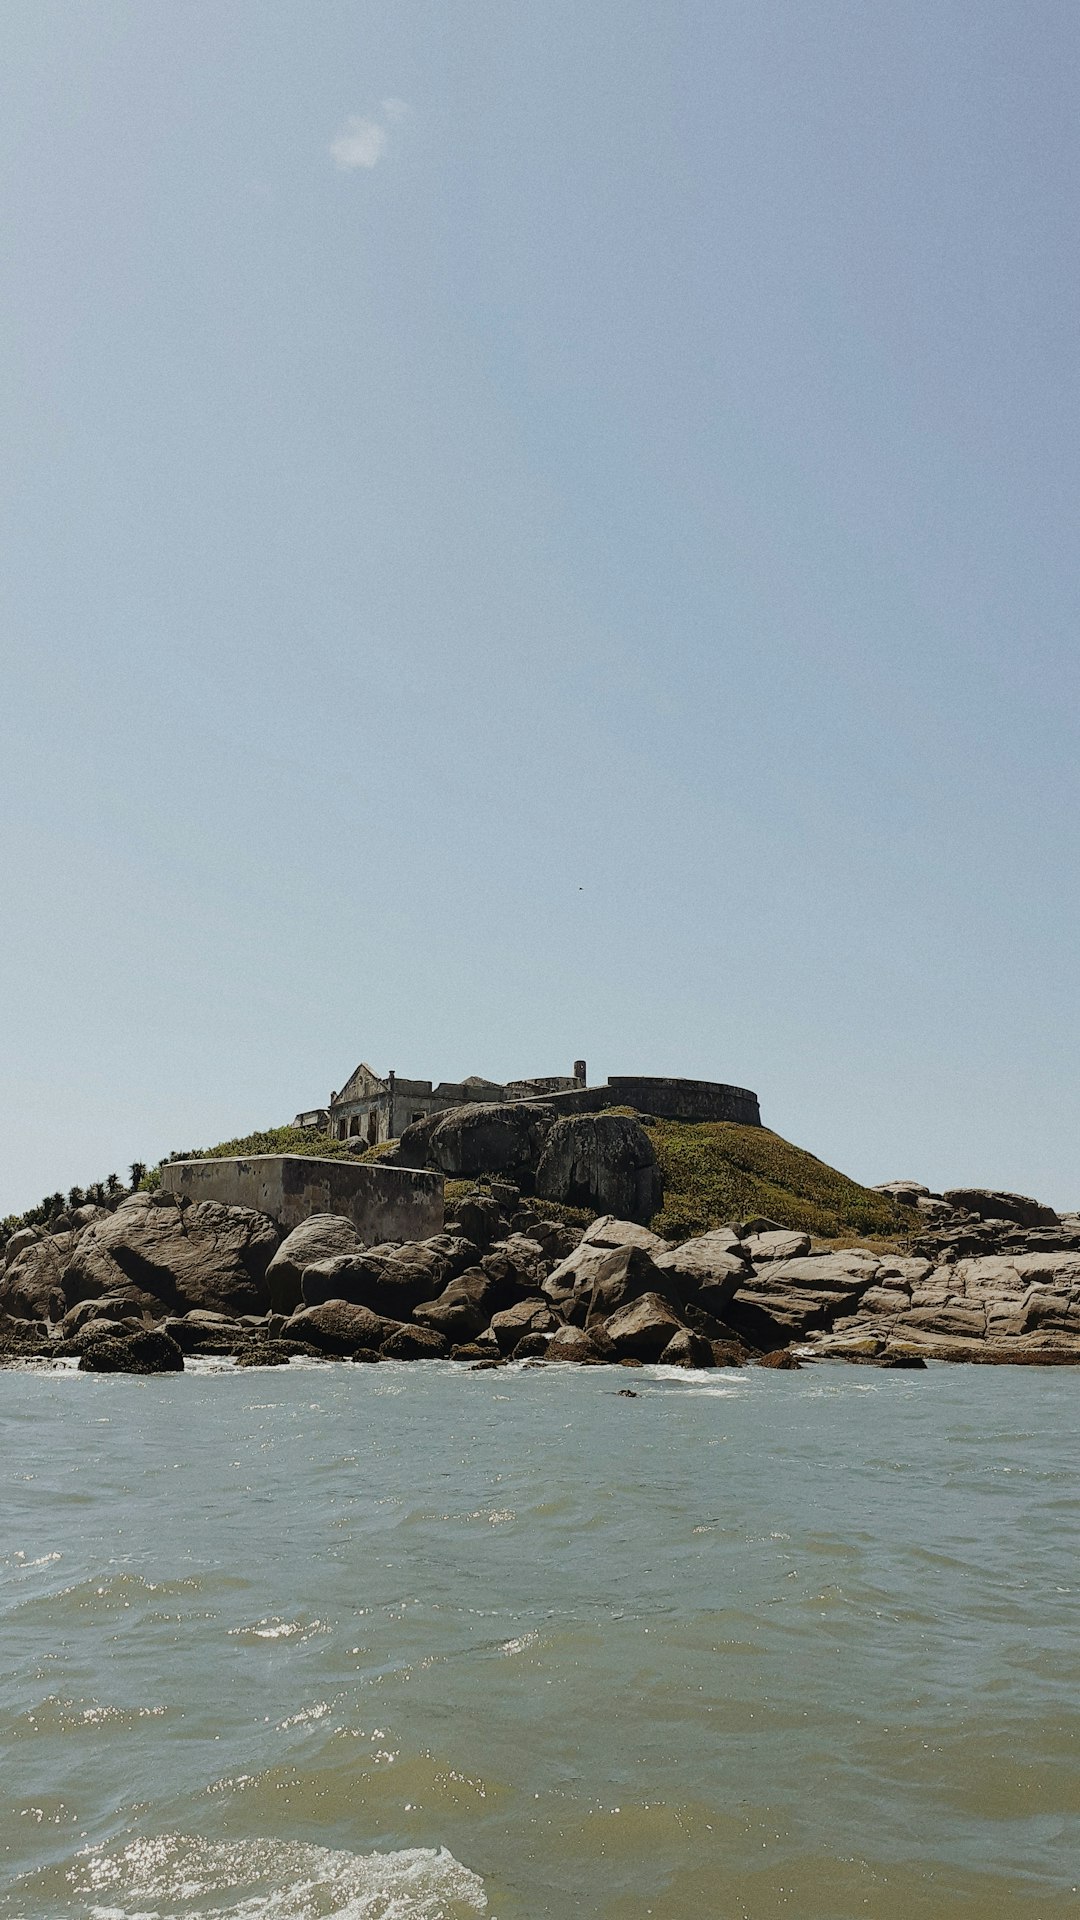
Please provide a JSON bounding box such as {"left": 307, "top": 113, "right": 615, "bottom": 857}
{"left": 523, "top": 1077, "right": 761, "bottom": 1127}
{"left": 161, "top": 1156, "right": 443, "bottom": 1243}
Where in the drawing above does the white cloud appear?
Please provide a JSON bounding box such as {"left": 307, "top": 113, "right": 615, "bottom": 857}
{"left": 330, "top": 116, "right": 388, "bottom": 171}
{"left": 329, "top": 101, "right": 408, "bottom": 171}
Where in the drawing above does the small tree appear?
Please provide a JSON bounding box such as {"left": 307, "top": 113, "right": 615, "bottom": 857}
{"left": 68, "top": 1186, "right": 84, "bottom": 1210}
{"left": 105, "top": 1173, "right": 121, "bottom": 1196}
{"left": 129, "top": 1163, "right": 146, "bottom": 1191}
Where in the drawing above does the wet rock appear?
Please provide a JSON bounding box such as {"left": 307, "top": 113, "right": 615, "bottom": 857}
{"left": 544, "top": 1324, "right": 617, "bottom": 1365}
{"left": 380, "top": 1323, "right": 450, "bottom": 1360}
{"left": 1, "top": 1232, "right": 79, "bottom": 1322}
{"left": 756, "top": 1348, "right": 801, "bottom": 1370}
{"left": 413, "top": 1268, "right": 507, "bottom": 1342}
{"left": 78, "top": 1327, "right": 184, "bottom": 1374}
{"left": 535, "top": 1114, "right": 663, "bottom": 1225}
{"left": 659, "top": 1328, "right": 715, "bottom": 1368}
{"left": 511, "top": 1330, "right": 554, "bottom": 1360}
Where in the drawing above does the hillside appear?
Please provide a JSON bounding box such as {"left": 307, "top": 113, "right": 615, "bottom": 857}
{"left": 642, "top": 1118, "right": 909, "bottom": 1244}
{"left": 133, "top": 1117, "right": 907, "bottom": 1248}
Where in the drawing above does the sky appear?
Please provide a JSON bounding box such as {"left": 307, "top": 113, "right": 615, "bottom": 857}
{"left": 2, "top": 0, "right": 1079, "bottom": 1214}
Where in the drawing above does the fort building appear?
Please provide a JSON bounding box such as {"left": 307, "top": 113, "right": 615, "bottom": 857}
{"left": 295, "top": 1060, "right": 760, "bottom": 1145}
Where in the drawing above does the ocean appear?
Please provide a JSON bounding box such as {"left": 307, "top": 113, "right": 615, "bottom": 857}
{"left": 1, "top": 1359, "right": 1078, "bottom": 1918}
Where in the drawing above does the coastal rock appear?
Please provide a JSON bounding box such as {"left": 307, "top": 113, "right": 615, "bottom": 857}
{"left": 77, "top": 1326, "right": 185, "bottom": 1374}
{"left": 63, "top": 1194, "right": 278, "bottom": 1320}
{"left": 578, "top": 1215, "right": 669, "bottom": 1255}
{"left": 488, "top": 1297, "right": 558, "bottom": 1355}
{"left": 584, "top": 1245, "right": 682, "bottom": 1327}
{"left": 485, "top": 1234, "right": 550, "bottom": 1289}
{"left": 654, "top": 1230, "right": 749, "bottom": 1313}
{"left": 728, "top": 1252, "right": 880, "bottom": 1341}
{"left": 743, "top": 1229, "right": 812, "bottom": 1263}
{"left": 286, "top": 1299, "right": 398, "bottom": 1355}
{"left": 602, "top": 1292, "right": 685, "bottom": 1361}
{"left": 60, "top": 1295, "right": 151, "bottom": 1339}
{"left": 544, "top": 1324, "right": 617, "bottom": 1365}
{"left": 534, "top": 1115, "right": 663, "bottom": 1225}
{"left": 380, "top": 1323, "right": 450, "bottom": 1360}
{"left": 0, "top": 1231, "right": 79, "bottom": 1321}
{"left": 942, "top": 1189, "right": 1059, "bottom": 1228}
{"left": 0, "top": 1315, "right": 52, "bottom": 1361}
{"left": 659, "top": 1328, "right": 715, "bottom": 1368}
{"left": 413, "top": 1268, "right": 506, "bottom": 1342}
{"left": 265, "top": 1215, "right": 361, "bottom": 1314}
{"left": 445, "top": 1194, "right": 504, "bottom": 1249}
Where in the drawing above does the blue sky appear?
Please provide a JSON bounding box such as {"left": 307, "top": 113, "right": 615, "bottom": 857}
{"left": 2, "top": 1, "right": 1078, "bottom": 1213}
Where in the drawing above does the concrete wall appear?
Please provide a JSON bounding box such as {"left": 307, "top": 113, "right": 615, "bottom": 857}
{"left": 161, "top": 1155, "right": 443, "bottom": 1242}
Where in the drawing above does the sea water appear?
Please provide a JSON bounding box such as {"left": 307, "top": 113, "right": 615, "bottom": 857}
{"left": 1, "top": 1360, "right": 1078, "bottom": 1918}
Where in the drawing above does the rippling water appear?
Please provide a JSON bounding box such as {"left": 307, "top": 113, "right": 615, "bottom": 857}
{"left": 2, "top": 1359, "right": 1079, "bottom": 1918}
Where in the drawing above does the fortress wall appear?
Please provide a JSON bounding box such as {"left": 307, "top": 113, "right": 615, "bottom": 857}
{"left": 161, "top": 1155, "right": 443, "bottom": 1242}
{"left": 517, "top": 1078, "right": 762, "bottom": 1126}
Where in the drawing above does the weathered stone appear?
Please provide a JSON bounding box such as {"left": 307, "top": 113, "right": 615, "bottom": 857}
{"left": 584, "top": 1245, "right": 682, "bottom": 1327}
{"left": 63, "top": 1195, "right": 278, "bottom": 1319}
{"left": 578, "top": 1215, "right": 669, "bottom": 1255}
{"left": 871, "top": 1181, "right": 930, "bottom": 1204}
{"left": 602, "top": 1292, "right": 684, "bottom": 1362}
{"left": 423, "top": 1103, "right": 553, "bottom": 1178}
{"left": 60, "top": 1295, "right": 151, "bottom": 1339}
{"left": 743, "top": 1230, "right": 811, "bottom": 1263}
{"left": 78, "top": 1327, "right": 184, "bottom": 1374}
{"left": 544, "top": 1324, "right": 616, "bottom": 1365}
{"left": 488, "top": 1298, "right": 558, "bottom": 1354}
{"left": 654, "top": 1231, "right": 749, "bottom": 1312}
{"left": 161, "top": 1154, "right": 443, "bottom": 1242}
{"left": 534, "top": 1115, "right": 663, "bottom": 1225}
{"left": 380, "top": 1323, "right": 449, "bottom": 1360}
{"left": 286, "top": 1299, "right": 398, "bottom": 1354}
{"left": 0, "top": 1232, "right": 79, "bottom": 1321}
{"left": 413, "top": 1268, "right": 505, "bottom": 1341}
{"left": 445, "top": 1194, "right": 504, "bottom": 1249}
{"left": 942, "top": 1189, "right": 1058, "bottom": 1228}
{"left": 266, "top": 1215, "right": 361, "bottom": 1313}
{"left": 659, "top": 1328, "right": 715, "bottom": 1368}
{"left": 756, "top": 1348, "right": 801, "bottom": 1370}
{"left": 511, "top": 1331, "right": 555, "bottom": 1359}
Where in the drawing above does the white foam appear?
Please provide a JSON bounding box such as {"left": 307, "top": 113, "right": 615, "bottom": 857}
{"left": 72, "top": 1832, "right": 489, "bottom": 1919}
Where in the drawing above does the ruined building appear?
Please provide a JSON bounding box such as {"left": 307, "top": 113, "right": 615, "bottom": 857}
{"left": 295, "top": 1060, "right": 761, "bottom": 1145}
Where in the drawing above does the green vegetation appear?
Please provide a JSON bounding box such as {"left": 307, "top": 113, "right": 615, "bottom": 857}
{"left": 140, "top": 1126, "right": 354, "bottom": 1190}
{"left": 643, "top": 1118, "right": 910, "bottom": 1245}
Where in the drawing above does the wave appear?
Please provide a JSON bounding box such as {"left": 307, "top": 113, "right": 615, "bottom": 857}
{"left": 58, "top": 1831, "right": 489, "bottom": 1919}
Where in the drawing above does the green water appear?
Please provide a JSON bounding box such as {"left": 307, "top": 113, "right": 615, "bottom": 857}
{"left": 2, "top": 1360, "right": 1078, "bottom": 1918}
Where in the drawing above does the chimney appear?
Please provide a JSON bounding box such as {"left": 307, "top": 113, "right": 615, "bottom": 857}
{"left": 574, "top": 1059, "right": 587, "bottom": 1086}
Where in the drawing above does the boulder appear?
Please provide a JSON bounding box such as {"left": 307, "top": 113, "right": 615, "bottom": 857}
{"left": 3, "top": 1226, "right": 44, "bottom": 1263}
{"left": 942, "top": 1189, "right": 1059, "bottom": 1228}
{"left": 423, "top": 1103, "right": 553, "bottom": 1179}
{"left": 64, "top": 1193, "right": 278, "bottom": 1319}
{"left": 0, "top": 1231, "right": 79, "bottom": 1321}
{"left": 265, "top": 1215, "right": 361, "bottom": 1313}
{"left": 0, "top": 1315, "right": 51, "bottom": 1361}
{"left": 486, "top": 1234, "right": 550, "bottom": 1288}
{"left": 535, "top": 1114, "right": 663, "bottom": 1224}
{"left": 727, "top": 1252, "right": 880, "bottom": 1342}
{"left": 511, "top": 1330, "right": 554, "bottom": 1360}
{"left": 872, "top": 1181, "right": 930, "bottom": 1206}
{"left": 585, "top": 1245, "right": 682, "bottom": 1327}
{"left": 659, "top": 1328, "right": 715, "bottom": 1368}
{"left": 286, "top": 1299, "right": 398, "bottom": 1355}
{"left": 380, "top": 1323, "right": 450, "bottom": 1360}
{"left": 413, "top": 1268, "right": 505, "bottom": 1342}
{"left": 488, "top": 1297, "right": 558, "bottom": 1355}
{"left": 654, "top": 1231, "right": 749, "bottom": 1312}
{"left": 160, "top": 1311, "right": 248, "bottom": 1354}
{"left": 445, "top": 1194, "right": 504, "bottom": 1249}
{"left": 578, "top": 1216, "right": 669, "bottom": 1255}
{"left": 77, "top": 1327, "right": 184, "bottom": 1374}
{"left": 59, "top": 1295, "right": 151, "bottom": 1339}
{"left": 603, "top": 1292, "right": 685, "bottom": 1361}
{"left": 743, "top": 1229, "right": 812, "bottom": 1263}
{"left": 756, "top": 1348, "right": 801, "bottom": 1370}
{"left": 544, "top": 1324, "right": 616, "bottom": 1365}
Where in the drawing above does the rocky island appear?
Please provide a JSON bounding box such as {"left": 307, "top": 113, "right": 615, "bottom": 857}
{"left": 2, "top": 1091, "right": 1078, "bottom": 1373}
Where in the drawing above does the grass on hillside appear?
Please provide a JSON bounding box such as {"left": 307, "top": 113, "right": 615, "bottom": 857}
{"left": 132, "top": 1114, "right": 906, "bottom": 1250}
{"left": 643, "top": 1117, "right": 909, "bottom": 1245}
